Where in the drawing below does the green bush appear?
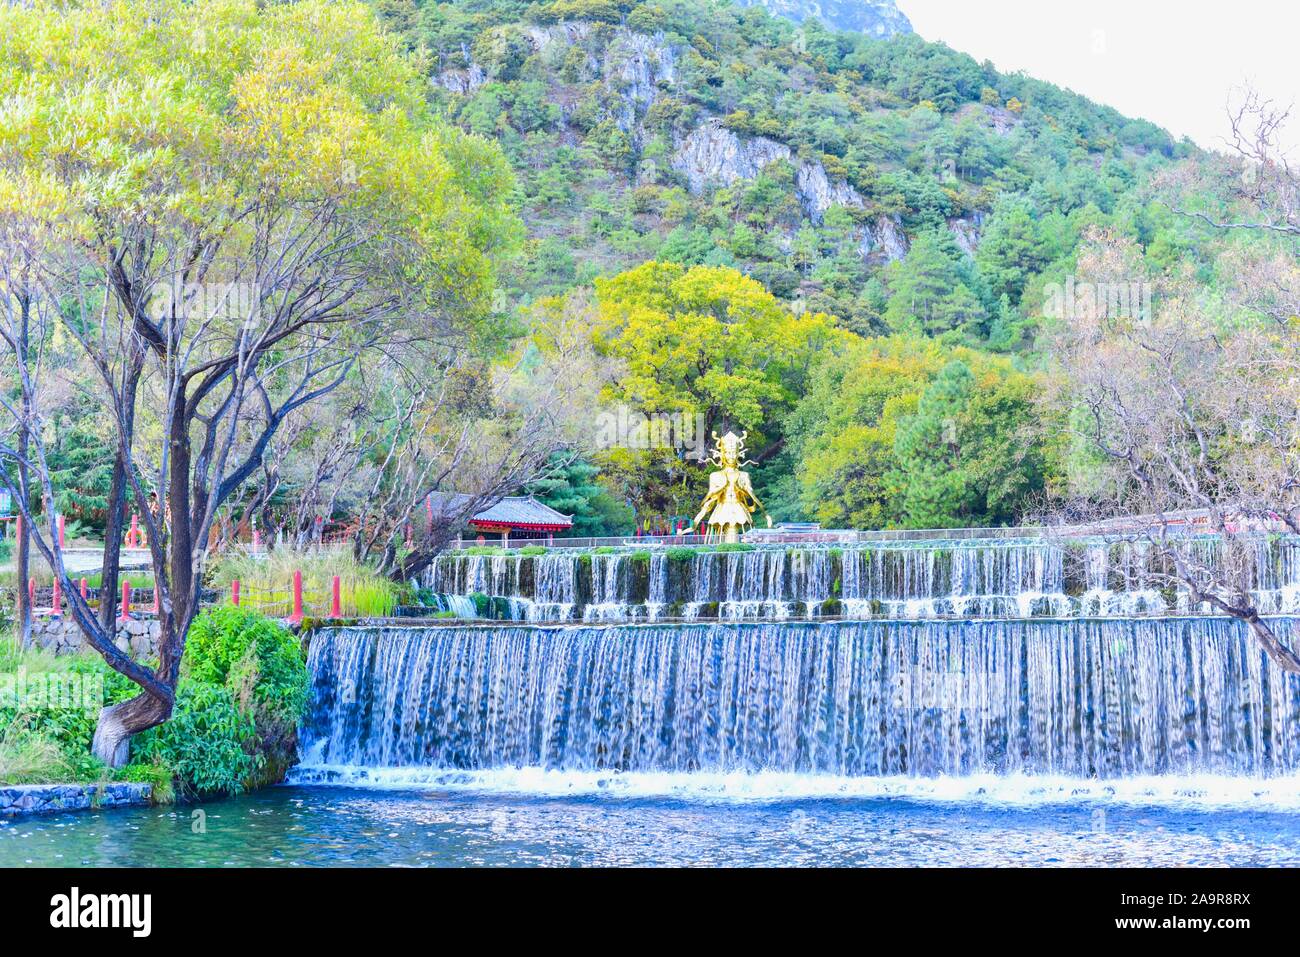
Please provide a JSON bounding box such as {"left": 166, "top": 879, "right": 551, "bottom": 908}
{"left": 132, "top": 682, "right": 258, "bottom": 798}
{"left": 180, "top": 606, "right": 308, "bottom": 790}
{"left": 118, "top": 759, "right": 177, "bottom": 805}
{"left": 184, "top": 605, "right": 308, "bottom": 726}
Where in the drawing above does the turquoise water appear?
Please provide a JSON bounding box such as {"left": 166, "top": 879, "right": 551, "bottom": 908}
{"left": 5, "top": 782, "right": 1300, "bottom": 867}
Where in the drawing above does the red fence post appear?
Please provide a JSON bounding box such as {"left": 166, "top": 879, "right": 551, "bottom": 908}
{"left": 288, "top": 570, "right": 304, "bottom": 625}
{"left": 252, "top": 529, "right": 260, "bottom": 554}
{"left": 80, "top": 578, "right": 88, "bottom": 601}
{"left": 57, "top": 513, "right": 66, "bottom": 548}
{"left": 120, "top": 580, "right": 131, "bottom": 621}
{"left": 28, "top": 577, "right": 35, "bottom": 610}
{"left": 50, "top": 576, "right": 61, "bottom": 617}
{"left": 231, "top": 579, "right": 240, "bottom": 606}
{"left": 330, "top": 575, "right": 341, "bottom": 618}
{"left": 127, "top": 512, "right": 139, "bottom": 548}
{"left": 152, "top": 587, "right": 160, "bottom": 615}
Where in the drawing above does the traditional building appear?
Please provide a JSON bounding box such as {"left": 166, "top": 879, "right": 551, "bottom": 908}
{"left": 426, "top": 493, "right": 573, "bottom": 543}
{"left": 466, "top": 496, "right": 573, "bottom": 541}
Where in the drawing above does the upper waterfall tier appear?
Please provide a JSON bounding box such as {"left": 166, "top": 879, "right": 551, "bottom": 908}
{"left": 424, "top": 538, "right": 1300, "bottom": 622}
{"left": 297, "top": 617, "right": 1300, "bottom": 779}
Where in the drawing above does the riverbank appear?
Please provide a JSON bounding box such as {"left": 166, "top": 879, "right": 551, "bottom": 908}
{"left": 0, "top": 782, "right": 152, "bottom": 817}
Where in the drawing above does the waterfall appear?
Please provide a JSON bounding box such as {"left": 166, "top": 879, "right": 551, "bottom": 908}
{"left": 425, "top": 538, "right": 1300, "bottom": 622}
{"left": 296, "top": 616, "right": 1300, "bottom": 779}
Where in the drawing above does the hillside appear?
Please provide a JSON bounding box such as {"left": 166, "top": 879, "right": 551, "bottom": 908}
{"left": 382, "top": 0, "right": 1189, "bottom": 342}
{"left": 732, "top": 0, "right": 912, "bottom": 36}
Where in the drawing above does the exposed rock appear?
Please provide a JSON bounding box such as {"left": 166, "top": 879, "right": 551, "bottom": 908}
{"left": 955, "top": 102, "right": 1020, "bottom": 137}
{"left": 673, "top": 120, "right": 869, "bottom": 225}
{"left": 672, "top": 120, "right": 793, "bottom": 192}
{"left": 857, "top": 215, "right": 909, "bottom": 263}
{"left": 603, "top": 30, "right": 676, "bottom": 132}
{"left": 795, "top": 161, "right": 864, "bottom": 224}
{"left": 437, "top": 64, "right": 486, "bottom": 95}
{"left": 948, "top": 217, "right": 981, "bottom": 256}
{"left": 524, "top": 21, "right": 592, "bottom": 51}
{"left": 732, "top": 0, "right": 912, "bottom": 37}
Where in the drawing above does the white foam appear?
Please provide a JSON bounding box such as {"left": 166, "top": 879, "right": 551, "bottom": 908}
{"left": 285, "top": 765, "right": 1300, "bottom": 811}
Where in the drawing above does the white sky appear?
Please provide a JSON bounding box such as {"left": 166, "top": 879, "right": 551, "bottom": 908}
{"left": 901, "top": 0, "right": 1299, "bottom": 159}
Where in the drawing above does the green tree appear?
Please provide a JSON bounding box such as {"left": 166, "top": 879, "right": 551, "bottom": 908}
{"left": 524, "top": 454, "right": 633, "bottom": 536}
{"left": 890, "top": 359, "right": 1048, "bottom": 528}
{"left": 883, "top": 231, "right": 987, "bottom": 338}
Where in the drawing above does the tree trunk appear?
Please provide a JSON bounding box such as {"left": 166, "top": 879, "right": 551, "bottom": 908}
{"left": 1245, "top": 613, "right": 1300, "bottom": 673}
{"left": 97, "top": 349, "right": 142, "bottom": 635}
{"left": 14, "top": 295, "right": 31, "bottom": 649}
{"left": 91, "top": 690, "right": 173, "bottom": 768}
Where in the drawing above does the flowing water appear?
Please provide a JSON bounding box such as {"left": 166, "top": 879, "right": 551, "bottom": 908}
{"left": 425, "top": 538, "right": 1300, "bottom": 623}
{"left": 11, "top": 536, "right": 1300, "bottom": 867}
{"left": 294, "top": 618, "right": 1300, "bottom": 779}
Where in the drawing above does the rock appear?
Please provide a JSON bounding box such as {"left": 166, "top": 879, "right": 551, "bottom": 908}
{"left": 673, "top": 119, "right": 870, "bottom": 225}
{"left": 948, "top": 218, "right": 981, "bottom": 256}
{"left": 437, "top": 63, "right": 486, "bottom": 95}
{"left": 672, "top": 120, "right": 794, "bottom": 193}
{"left": 603, "top": 29, "right": 676, "bottom": 132}
{"left": 524, "top": 21, "right": 592, "bottom": 52}
{"left": 857, "top": 215, "right": 909, "bottom": 263}
{"left": 795, "top": 161, "right": 865, "bottom": 224}
{"left": 731, "top": 0, "right": 912, "bottom": 37}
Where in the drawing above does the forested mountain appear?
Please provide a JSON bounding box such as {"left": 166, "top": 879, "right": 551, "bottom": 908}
{"left": 379, "top": 0, "right": 1187, "bottom": 343}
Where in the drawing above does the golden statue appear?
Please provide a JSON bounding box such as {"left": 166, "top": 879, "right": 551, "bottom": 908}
{"left": 683, "top": 431, "right": 769, "bottom": 543}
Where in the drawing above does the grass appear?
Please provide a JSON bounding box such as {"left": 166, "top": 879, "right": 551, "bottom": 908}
{"left": 207, "top": 548, "right": 399, "bottom": 618}
{"left": 0, "top": 722, "right": 73, "bottom": 785}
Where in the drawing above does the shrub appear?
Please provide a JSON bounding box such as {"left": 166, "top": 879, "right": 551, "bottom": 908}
{"left": 459, "top": 545, "right": 505, "bottom": 556}
{"left": 132, "top": 682, "right": 259, "bottom": 798}
{"left": 0, "top": 609, "right": 309, "bottom": 798}
{"left": 118, "top": 759, "right": 176, "bottom": 805}
{"left": 181, "top": 606, "right": 309, "bottom": 789}
{"left": 184, "top": 606, "right": 308, "bottom": 725}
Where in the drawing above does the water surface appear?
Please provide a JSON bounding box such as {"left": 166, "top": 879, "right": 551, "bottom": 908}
{"left": 5, "top": 780, "right": 1300, "bottom": 867}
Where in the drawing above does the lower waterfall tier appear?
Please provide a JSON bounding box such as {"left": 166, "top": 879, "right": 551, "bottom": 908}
{"left": 297, "top": 617, "right": 1300, "bottom": 779}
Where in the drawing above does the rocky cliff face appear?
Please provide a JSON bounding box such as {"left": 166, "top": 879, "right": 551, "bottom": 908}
{"left": 435, "top": 14, "right": 927, "bottom": 277}
{"left": 732, "top": 0, "right": 913, "bottom": 37}
{"left": 672, "top": 121, "right": 909, "bottom": 260}
{"left": 603, "top": 30, "right": 677, "bottom": 132}
{"left": 671, "top": 121, "right": 793, "bottom": 193}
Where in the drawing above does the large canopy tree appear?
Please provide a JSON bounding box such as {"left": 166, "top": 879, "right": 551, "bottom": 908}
{"left": 587, "top": 261, "right": 840, "bottom": 513}
{"left": 0, "top": 0, "right": 518, "bottom": 762}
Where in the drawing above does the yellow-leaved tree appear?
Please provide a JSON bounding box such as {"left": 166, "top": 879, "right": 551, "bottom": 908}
{"left": 0, "top": 0, "right": 519, "bottom": 761}
{"left": 586, "top": 261, "right": 841, "bottom": 515}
